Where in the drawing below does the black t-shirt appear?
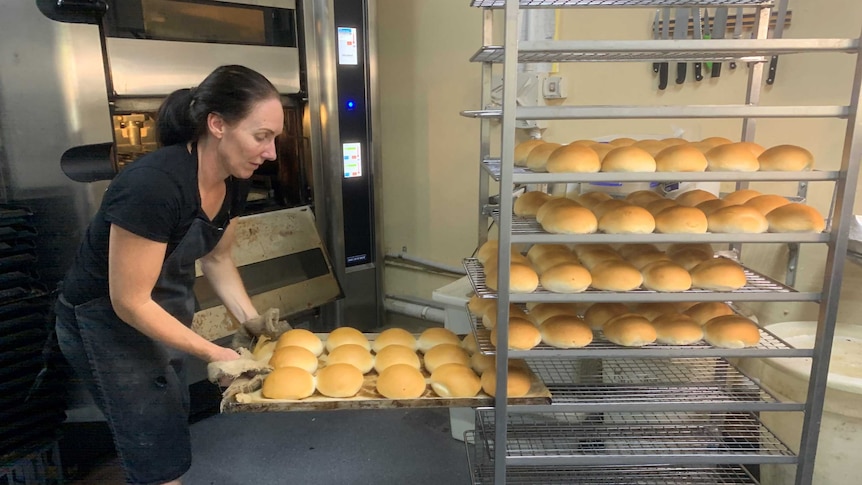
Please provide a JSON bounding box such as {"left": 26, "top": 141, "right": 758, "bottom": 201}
{"left": 62, "top": 144, "right": 249, "bottom": 306}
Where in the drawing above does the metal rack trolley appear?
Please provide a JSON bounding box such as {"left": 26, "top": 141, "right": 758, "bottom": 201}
{"left": 461, "top": 1, "right": 862, "bottom": 484}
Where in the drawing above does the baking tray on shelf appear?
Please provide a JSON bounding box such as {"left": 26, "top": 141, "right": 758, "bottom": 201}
{"left": 474, "top": 410, "right": 797, "bottom": 466}
{"left": 464, "top": 431, "right": 761, "bottom": 485}
{"left": 221, "top": 333, "right": 551, "bottom": 413}
{"left": 471, "top": 0, "right": 776, "bottom": 9}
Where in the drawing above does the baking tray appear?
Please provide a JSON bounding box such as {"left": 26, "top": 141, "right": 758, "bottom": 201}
{"left": 221, "top": 333, "right": 552, "bottom": 413}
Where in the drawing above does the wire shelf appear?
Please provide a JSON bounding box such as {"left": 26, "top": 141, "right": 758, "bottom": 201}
{"left": 521, "top": 358, "right": 800, "bottom": 412}
{"left": 471, "top": 0, "right": 774, "bottom": 7}
{"left": 475, "top": 410, "right": 796, "bottom": 466}
{"left": 460, "top": 105, "right": 849, "bottom": 120}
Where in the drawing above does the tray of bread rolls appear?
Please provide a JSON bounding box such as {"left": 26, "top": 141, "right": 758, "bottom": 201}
{"left": 221, "top": 328, "right": 551, "bottom": 413}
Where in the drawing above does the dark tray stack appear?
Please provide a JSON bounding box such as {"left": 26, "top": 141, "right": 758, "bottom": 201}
{"left": 0, "top": 205, "right": 65, "bottom": 463}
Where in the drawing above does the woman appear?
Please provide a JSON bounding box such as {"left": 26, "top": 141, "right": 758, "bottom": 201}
{"left": 55, "top": 65, "right": 284, "bottom": 485}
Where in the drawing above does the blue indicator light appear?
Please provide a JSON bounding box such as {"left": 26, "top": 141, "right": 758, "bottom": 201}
{"left": 346, "top": 100, "right": 356, "bottom": 110}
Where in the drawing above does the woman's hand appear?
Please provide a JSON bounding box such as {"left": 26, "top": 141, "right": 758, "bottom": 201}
{"left": 208, "top": 345, "right": 241, "bottom": 363}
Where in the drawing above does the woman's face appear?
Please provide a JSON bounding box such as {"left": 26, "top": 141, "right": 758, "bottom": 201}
{"left": 215, "top": 97, "right": 284, "bottom": 179}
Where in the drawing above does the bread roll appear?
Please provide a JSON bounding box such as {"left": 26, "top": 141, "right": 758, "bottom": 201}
{"left": 572, "top": 243, "right": 616, "bottom": 258}
{"left": 470, "top": 352, "right": 496, "bottom": 375}
{"left": 376, "top": 364, "right": 427, "bottom": 399}
{"left": 690, "top": 258, "right": 748, "bottom": 290}
{"left": 269, "top": 346, "right": 319, "bottom": 373}
{"left": 526, "top": 302, "right": 579, "bottom": 325}
{"left": 609, "top": 137, "right": 637, "bottom": 147}
{"left": 706, "top": 143, "right": 760, "bottom": 171}
{"left": 598, "top": 205, "right": 656, "bottom": 234}
{"left": 674, "top": 189, "right": 717, "bottom": 207}
{"left": 641, "top": 261, "right": 693, "bottom": 292}
{"left": 601, "top": 146, "right": 656, "bottom": 172}
{"left": 461, "top": 333, "right": 479, "bottom": 354}
{"left": 489, "top": 318, "right": 542, "bottom": 350}
{"left": 666, "top": 243, "right": 714, "bottom": 258}
{"left": 480, "top": 366, "right": 532, "bottom": 398}
{"left": 654, "top": 206, "right": 708, "bottom": 234}
{"left": 417, "top": 327, "right": 461, "bottom": 353}
{"left": 655, "top": 144, "right": 708, "bottom": 172}
{"left": 590, "top": 260, "right": 643, "bottom": 291}
{"left": 535, "top": 197, "right": 581, "bottom": 224}
{"left": 532, "top": 251, "right": 580, "bottom": 274}
{"left": 540, "top": 263, "right": 592, "bottom": 293}
{"left": 662, "top": 137, "right": 689, "bottom": 146}
{"left": 481, "top": 304, "right": 528, "bottom": 330}
{"left": 546, "top": 144, "right": 601, "bottom": 173}
{"left": 527, "top": 244, "right": 571, "bottom": 263}
{"left": 467, "top": 294, "right": 495, "bottom": 316}
{"left": 626, "top": 250, "right": 671, "bottom": 271}
{"left": 262, "top": 367, "right": 315, "bottom": 400}
{"left": 540, "top": 315, "right": 593, "bottom": 348}
{"left": 484, "top": 262, "right": 540, "bottom": 292}
{"left": 735, "top": 141, "right": 766, "bottom": 157}
{"left": 590, "top": 143, "right": 616, "bottom": 161}
{"left": 325, "top": 327, "right": 370, "bottom": 352}
{"left": 684, "top": 302, "right": 735, "bottom": 325}
{"left": 316, "top": 363, "right": 364, "bottom": 398}
{"left": 577, "top": 248, "right": 624, "bottom": 270}
{"left": 423, "top": 343, "right": 471, "bottom": 373}
{"left": 707, "top": 205, "right": 769, "bottom": 233}
{"left": 373, "top": 344, "right": 421, "bottom": 373}
{"left": 766, "top": 203, "right": 826, "bottom": 233}
{"left": 372, "top": 327, "right": 417, "bottom": 352}
{"left": 700, "top": 136, "right": 733, "bottom": 147}
{"left": 576, "top": 191, "right": 613, "bottom": 209}
{"left": 326, "top": 344, "right": 374, "bottom": 374}
{"left": 276, "top": 328, "right": 324, "bottom": 356}
{"left": 625, "top": 190, "right": 665, "bottom": 207}
{"left": 430, "top": 363, "right": 481, "bottom": 398}
{"left": 526, "top": 142, "right": 563, "bottom": 172}
{"left": 695, "top": 198, "right": 732, "bottom": 216}
{"left": 569, "top": 139, "right": 600, "bottom": 147}
{"left": 758, "top": 144, "right": 814, "bottom": 171}
{"left": 722, "top": 188, "right": 762, "bottom": 206}
{"left": 514, "top": 139, "right": 545, "bottom": 167}
{"left": 591, "top": 199, "right": 631, "bottom": 219}
{"left": 540, "top": 204, "right": 599, "bottom": 234}
{"left": 584, "top": 302, "right": 630, "bottom": 330}
{"left": 617, "top": 243, "right": 661, "bottom": 260}
{"left": 476, "top": 240, "right": 500, "bottom": 264}
{"left": 670, "top": 248, "right": 713, "bottom": 271}
{"left": 603, "top": 314, "right": 657, "bottom": 347}
{"left": 632, "top": 139, "right": 666, "bottom": 157}
{"left": 651, "top": 313, "right": 704, "bottom": 345}
{"left": 743, "top": 194, "right": 790, "bottom": 216}
{"left": 630, "top": 302, "right": 687, "bottom": 321}
{"left": 646, "top": 198, "right": 679, "bottom": 217}
{"left": 704, "top": 315, "right": 761, "bottom": 348}
{"left": 514, "top": 191, "right": 553, "bottom": 217}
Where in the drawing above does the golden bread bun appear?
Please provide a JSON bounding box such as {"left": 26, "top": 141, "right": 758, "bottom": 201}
{"left": 646, "top": 198, "right": 679, "bottom": 217}
{"left": 514, "top": 139, "right": 546, "bottom": 166}
{"left": 707, "top": 205, "right": 769, "bottom": 233}
{"left": 423, "top": 343, "right": 471, "bottom": 373}
{"left": 690, "top": 258, "right": 748, "bottom": 290}
{"left": 269, "top": 346, "right": 319, "bottom": 373}
{"left": 603, "top": 314, "right": 657, "bottom": 347}
{"left": 417, "top": 327, "right": 461, "bottom": 353}
{"left": 535, "top": 197, "right": 581, "bottom": 224}
{"left": 758, "top": 144, "right": 814, "bottom": 171}
{"left": 704, "top": 315, "right": 761, "bottom": 348}
{"left": 576, "top": 191, "right": 614, "bottom": 209}
{"left": 326, "top": 344, "right": 374, "bottom": 374}
{"left": 569, "top": 139, "right": 600, "bottom": 147}
{"left": 651, "top": 313, "right": 704, "bottom": 345}
{"left": 484, "top": 263, "right": 540, "bottom": 293}
{"left": 584, "top": 302, "right": 630, "bottom": 330}
{"left": 722, "top": 189, "right": 763, "bottom": 206}
{"left": 627, "top": 251, "right": 671, "bottom": 270}
{"left": 532, "top": 251, "right": 580, "bottom": 274}
{"left": 617, "top": 243, "right": 661, "bottom": 260}
{"left": 540, "top": 315, "right": 593, "bottom": 348}
{"left": 641, "top": 261, "right": 693, "bottom": 292}
{"left": 625, "top": 190, "right": 665, "bottom": 207}
{"left": 700, "top": 136, "right": 734, "bottom": 147}
{"left": 316, "top": 363, "right": 364, "bottom": 398}
{"left": 514, "top": 191, "right": 553, "bottom": 217}
{"left": 630, "top": 302, "right": 687, "bottom": 321}
{"left": 654, "top": 206, "right": 708, "bottom": 234}
{"left": 470, "top": 352, "right": 496, "bottom": 375}
{"left": 706, "top": 143, "right": 760, "bottom": 171}
{"left": 695, "top": 198, "right": 732, "bottom": 216}
{"left": 765, "top": 203, "right": 826, "bottom": 233}
{"left": 481, "top": 304, "right": 528, "bottom": 330}
{"left": 598, "top": 205, "right": 656, "bottom": 234}
{"left": 468, "top": 294, "right": 495, "bottom": 316}
{"left": 489, "top": 318, "right": 542, "bottom": 350}
{"left": 461, "top": 333, "right": 479, "bottom": 354}
{"left": 526, "top": 302, "right": 580, "bottom": 326}
{"left": 655, "top": 144, "right": 708, "bottom": 172}
{"left": 526, "top": 142, "right": 563, "bottom": 172}
{"left": 590, "top": 260, "right": 644, "bottom": 291}
{"left": 684, "top": 301, "right": 735, "bottom": 325}
{"left": 670, "top": 248, "right": 713, "bottom": 271}
{"left": 601, "top": 146, "right": 657, "bottom": 172}
{"left": 590, "top": 143, "right": 616, "bottom": 161}
{"left": 262, "top": 367, "right": 315, "bottom": 400}
{"left": 572, "top": 243, "right": 615, "bottom": 257}
{"left": 430, "top": 363, "right": 481, "bottom": 398}
{"left": 609, "top": 137, "right": 637, "bottom": 147}
{"left": 539, "top": 263, "right": 592, "bottom": 293}
{"left": 376, "top": 364, "right": 427, "bottom": 399}
{"left": 735, "top": 141, "right": 766, "bottom": 157}
{"left": 276, "top": 328, "right": 324, "bottom": 356}
{"left": 325, "top": 327, "right": 370, "bottom": 352}
{"left": 546, "top": 144, "right": 601, "bottom": 173}
{"left": 662, "top": 137, "right": 689, "bottom": 146}
{"left": 577, "top": 248, "right": 624, "bottom": 270}
{"left": 674, "top": 189, "right": 718, "bottom": 207}
{"left": 591, "top": 199, "right": 631, "bottom": 219}
{"left": 632, "top": 139, "right": 667, "bottom": 157}
{"left": 480, "top": 366, "right": 532, "bottom": 398}
{"left": 373, "top": 344, "right": 421, "bottom": 373}
{"left": 744, "top": 194, "right": 791, "bottom": 216}
{"left": 372, "top": 327, "right": 417, "bottom": 353}
{"left": 540, "top": 205, "right": 599, "bottom": 235}
{"left": 667, "top": 243, "right": 714, "bottom": 258}
{"left": 527, "top": 244, "right": 571, "bottom": 263}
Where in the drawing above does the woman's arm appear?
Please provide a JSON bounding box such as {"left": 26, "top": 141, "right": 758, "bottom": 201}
{"left": 108, "top": 224, "right": 239, "bottom": 362}
{"left": 198, "top": 217, "right": 259, "bottom": 324}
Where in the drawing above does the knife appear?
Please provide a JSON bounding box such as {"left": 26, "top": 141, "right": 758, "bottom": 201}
{"left": 730, "top": 7, "right": 743, "bottom": 69}
{"left": 693, "top": 8, "right": 703, "bottom": 81}
{"left": 652, "top": 10, "right": 661, "bottom": 73}
{"left": 659, "top": 7, "right": 670, "bottom": 90}
{"left": 767, "top": 0, "right": 790, "bottom": 85}
{"left": 711, "top": 7, "right": 728, "bottom": 78}
{"left": 674, "top": 7, "right": 690, "bottom": 84}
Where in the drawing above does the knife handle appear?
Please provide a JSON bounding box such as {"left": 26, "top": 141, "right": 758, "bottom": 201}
{"left": 676, "top": 62, "right": 687, "bottom": 85}
{"left": 694, "top": 62, "right": 703, "bottom": 81}
{"left": 711, "top": 61, "right": 722, "bottom": 78}
{"left": 767, "top": 55, "right": 779, "bottom": 85}
{"left": 658, "top": 62, "right": 669, "bottom": 90}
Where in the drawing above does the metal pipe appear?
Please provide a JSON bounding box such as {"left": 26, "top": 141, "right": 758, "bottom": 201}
{"left": 383, "top": 297, "right": 445, "bottom": 324}
{"left": 384, "top": 252, "right": 466, "bottom": 276}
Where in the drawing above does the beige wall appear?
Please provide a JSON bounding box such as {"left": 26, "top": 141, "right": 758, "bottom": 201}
{"left": 376, "top": 1, "right": 862, "bottom": 325}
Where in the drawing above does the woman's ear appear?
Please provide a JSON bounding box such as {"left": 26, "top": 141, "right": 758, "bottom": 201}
{"left": 207, "top": 112, "right": 226, "bottom": 139}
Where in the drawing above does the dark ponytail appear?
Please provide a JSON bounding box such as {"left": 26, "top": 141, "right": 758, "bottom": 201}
{"left": 156, "top": 65, "right": 280, "bottom": 147}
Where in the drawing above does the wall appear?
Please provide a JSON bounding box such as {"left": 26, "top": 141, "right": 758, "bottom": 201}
{"left": 376, "top": 0, "right": 862, "bottom": 326}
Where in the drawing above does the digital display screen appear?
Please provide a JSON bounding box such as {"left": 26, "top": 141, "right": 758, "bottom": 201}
{"left": 337, "top": 27, "right": 358, "bottom": 65}
{"left": 343, "top": 142, "right": 362, "bottom": 178}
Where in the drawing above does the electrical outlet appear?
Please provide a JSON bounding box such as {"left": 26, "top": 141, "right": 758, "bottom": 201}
{"left": 542, "top": 76, "right": 567, "bottom": 99}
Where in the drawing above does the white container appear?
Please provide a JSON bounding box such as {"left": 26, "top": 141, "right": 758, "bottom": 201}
{"left": 738, "top": 321, "right": 862, "bottom": 485}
